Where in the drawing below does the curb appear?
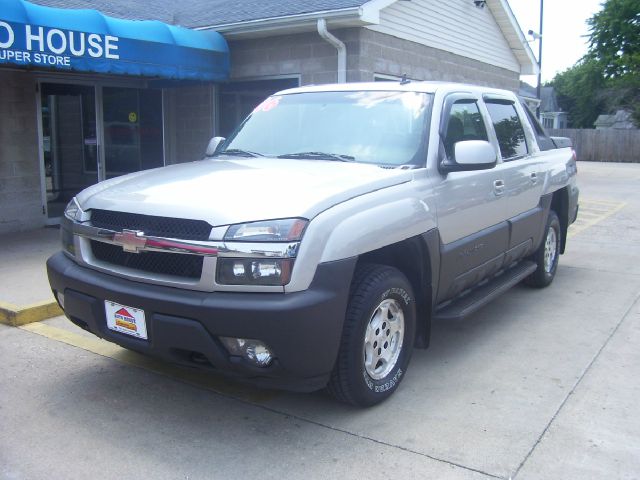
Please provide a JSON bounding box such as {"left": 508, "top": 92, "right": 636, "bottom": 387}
{"left": 0, "top": 300, "right": 63, "bottom": 327}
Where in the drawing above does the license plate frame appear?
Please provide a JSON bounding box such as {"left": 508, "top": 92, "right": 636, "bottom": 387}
{"left": 104, "top": 300, "right": 148, "bottom": 340}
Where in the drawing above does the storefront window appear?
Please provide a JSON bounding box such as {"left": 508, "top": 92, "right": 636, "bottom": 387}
{"left": 103, "top": 87, "right": 163, "bottom": 178}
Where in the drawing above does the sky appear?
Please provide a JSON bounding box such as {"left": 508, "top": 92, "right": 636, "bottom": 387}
{"left": 507, "top": 0, "right": 604, "bottom": 85}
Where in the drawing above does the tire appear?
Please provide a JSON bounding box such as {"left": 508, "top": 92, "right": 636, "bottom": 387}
{"left": 525, "top": 210, "right": 561, "bottom": 288}
{"left": 327, "top": 264, "right": 416, "bottom": 407}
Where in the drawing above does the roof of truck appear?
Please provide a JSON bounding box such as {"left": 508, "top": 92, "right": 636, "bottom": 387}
{"left": 276, "top": 81, "right": 518, "bottom": 98}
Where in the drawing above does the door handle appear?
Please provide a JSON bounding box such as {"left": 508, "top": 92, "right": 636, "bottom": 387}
{"left": 493, "top": 179, "right": 505, "bottom": 196}
{"left": 530, "top": 172, "right": 538, "bottom": 185}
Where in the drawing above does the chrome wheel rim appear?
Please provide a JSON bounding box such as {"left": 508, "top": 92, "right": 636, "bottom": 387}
{"left": 363, "top": 298, "right": 405, "bottom": 380}
{"left": 544, "top": 226, "right": 558, "bottom": 273}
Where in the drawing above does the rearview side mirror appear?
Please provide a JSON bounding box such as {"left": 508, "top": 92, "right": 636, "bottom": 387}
{"left": 205, "top": 136, "right": 226, "bottom": 157}
{"left": 440, "top": 140, "right": 497, "bottom": 174}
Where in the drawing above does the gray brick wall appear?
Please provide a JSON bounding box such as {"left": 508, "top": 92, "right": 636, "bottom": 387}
{"left": 0, "top": 70, "right": 44, "bottom": 234}
{"left": 228, "top": 28, "right": 519, "bottom": 91}
{"left": 356, "top": 29, "right": 520, "bottom": 91}
{"left": 229, "top": 28, "right": 360, "bottom": 85}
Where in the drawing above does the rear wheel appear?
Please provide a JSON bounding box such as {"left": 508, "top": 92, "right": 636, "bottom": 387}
{"left": 525, "top": 210, "right": 561, "bottom": 288}
{"left": 327, "top": 264, "right": 415, "bottom": 407}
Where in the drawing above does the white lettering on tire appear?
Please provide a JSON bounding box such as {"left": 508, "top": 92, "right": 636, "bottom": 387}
{"left": 363, "top": 367, "right": 404, "bottom": 392}
{"left": 380, "top": 288, "right": 411, "bottom": 305}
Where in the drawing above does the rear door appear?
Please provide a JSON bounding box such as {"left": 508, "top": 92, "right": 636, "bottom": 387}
{"left": 483, "top": 96, "right": 546, "bottom": 264}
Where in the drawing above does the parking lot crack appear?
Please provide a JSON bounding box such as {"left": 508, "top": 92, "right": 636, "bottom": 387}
{"left": 243, "top": 402, "right": 505, "bottom": 479}
{"left": 511, "top": 289, "right": 640, "bottom": 479}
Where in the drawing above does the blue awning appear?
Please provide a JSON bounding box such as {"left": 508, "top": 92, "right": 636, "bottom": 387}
{"left": 0, "top": 0, "right": 229, "bottom": 82}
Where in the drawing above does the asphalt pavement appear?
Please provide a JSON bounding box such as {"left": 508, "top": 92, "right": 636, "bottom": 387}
{"left": 1, "top": 161, "right": 639, "bottom": 479}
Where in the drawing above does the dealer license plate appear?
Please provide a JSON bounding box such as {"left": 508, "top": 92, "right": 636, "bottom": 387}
{"left": 105, "top": 300, "right": 148, "bottom": 340}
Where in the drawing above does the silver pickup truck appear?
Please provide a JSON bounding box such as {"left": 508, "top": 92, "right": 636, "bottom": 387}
{"left": 47, "top": 81, "right": 579, "bottom": 406}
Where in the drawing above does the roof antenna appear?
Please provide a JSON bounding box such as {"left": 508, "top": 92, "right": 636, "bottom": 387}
{"left": 400, "top": 74, "right": 411, "bottom": 85}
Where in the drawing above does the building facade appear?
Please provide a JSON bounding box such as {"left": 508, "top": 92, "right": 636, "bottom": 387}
{"left": 539, "top": 86, "right": 568, "bottom": 130}
{"left": 0, "top": 0, "right": 537, "bottom": 233}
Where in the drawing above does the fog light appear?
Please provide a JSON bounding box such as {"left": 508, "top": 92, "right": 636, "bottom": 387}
{"left": 55, "top": 291, "right": 65, "bottom": 309}
{"left": 246, "top": 342, "right": 273, "bottom": 366}
{"left": 219, "top": 337, "right": 274, "bottom": 367}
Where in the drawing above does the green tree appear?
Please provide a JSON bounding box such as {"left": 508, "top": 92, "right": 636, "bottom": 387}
{"left": 587, "top": 0, "right": 640, "bottom": 78}
{"left": 587, "top": 0, "right": 640, "bottom": 124}
{"left": 549, "top": 0, "right": 640, "bottom": 127}
{"left": 551, "top": 59, "right": 607, "bottom": 128}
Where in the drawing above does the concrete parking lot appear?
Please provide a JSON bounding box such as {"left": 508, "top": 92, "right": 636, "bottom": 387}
{"left": 1, "top": 161, "right": 639, "bottom": 479}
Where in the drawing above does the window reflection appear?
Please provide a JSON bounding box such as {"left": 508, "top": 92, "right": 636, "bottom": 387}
{"left": 485, "top": 102, "right": 528, "bottom": 160}
{"left": 444, "top": 101, "right": 489, "bottom": 159}
{"left": 223, "top": 91, "right": 432, "bottom": 166}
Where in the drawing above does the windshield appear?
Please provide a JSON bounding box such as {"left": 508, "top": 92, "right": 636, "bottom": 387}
{"left": 218, "top": 90, "right": 433, "bottom": 166}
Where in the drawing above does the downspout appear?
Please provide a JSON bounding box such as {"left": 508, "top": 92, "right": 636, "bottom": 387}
{"left": 317, "top": 18, "right": 346, "bottom": 83}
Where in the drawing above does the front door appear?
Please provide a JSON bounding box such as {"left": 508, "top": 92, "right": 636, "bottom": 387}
{"left": 433, "top": 95, "right": 509, "bottom": 302}
{"left": 40, "top": 83, "right": 164, "bottom": 220}
{"left": 41, "top": 83, "right": 98, "bottom": 219}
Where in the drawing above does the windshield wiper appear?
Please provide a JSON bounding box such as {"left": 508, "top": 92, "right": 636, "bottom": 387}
{"left": 277, "top": 151, "right": 355, "bottom": 162}
{"left": 217, "top": 149, "right": 264, "bottom": 158}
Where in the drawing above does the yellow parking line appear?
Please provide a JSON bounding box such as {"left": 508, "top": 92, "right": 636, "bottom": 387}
{"left": 581, "top": 199, "right": 626, "bottom": 206}
{"left": 580, "top": 202, "right": 619, "bottom": 208}
{"left": 573, "top": 211, "right": 603, "bottom": 218}
{"left": 579, "top": 207, "right": 618, "bottom": 215}
{"left": 569, "top": 201, "right": 626, "bottom": 238}
{"left": 19, "top": 322, "right": 279, "bottom": 404}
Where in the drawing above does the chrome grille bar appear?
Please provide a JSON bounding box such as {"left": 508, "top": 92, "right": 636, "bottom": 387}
{"left": 70, "top": 221, "right": 300, "bottom": 259}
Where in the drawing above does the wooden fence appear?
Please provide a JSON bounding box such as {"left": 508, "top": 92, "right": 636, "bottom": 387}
{"left": 548, "top": 129, "right": 640, "bottom": 163}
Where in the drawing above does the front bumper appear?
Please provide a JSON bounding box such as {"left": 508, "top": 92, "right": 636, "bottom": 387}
{"left": 47, "top": 252, "right": 356, "bottom": 392}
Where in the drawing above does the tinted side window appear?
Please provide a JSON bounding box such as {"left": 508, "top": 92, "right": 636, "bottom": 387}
{"left": 485, "top": 101, "right": 528, "bottom": 160}
{"left": 444, "top": 101, "right": 488, "bottom": 159}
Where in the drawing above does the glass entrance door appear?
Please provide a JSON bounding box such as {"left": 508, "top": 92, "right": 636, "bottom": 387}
{"left": 41, "top": 83, "right": 98, "bottom": 219}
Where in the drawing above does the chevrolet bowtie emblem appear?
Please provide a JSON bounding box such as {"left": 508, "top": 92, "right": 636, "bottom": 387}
{"left": 114, "top": 229, "right": 147, "bottom": 253}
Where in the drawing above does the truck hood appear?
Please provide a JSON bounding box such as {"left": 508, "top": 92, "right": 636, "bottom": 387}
{"left": 77, "top": 158, "right": 413, "bottom": 226}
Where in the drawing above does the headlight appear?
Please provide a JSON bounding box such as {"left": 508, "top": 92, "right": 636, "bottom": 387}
{"left": 219, "top": 218, "right": 307, "bottom": 286}
{"left": 224, "top": 218, "right": 308, "bottom": 242}
{"left": 64, "top": 198, "right": 84, "bottom": 222}
{"left": 217, "top": 258, "right": 294, "bottom": 286}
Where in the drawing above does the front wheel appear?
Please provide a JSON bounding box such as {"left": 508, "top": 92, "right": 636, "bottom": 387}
{"left": 327, "top": 264, "right": 416, "bottom": 407}
{"left": 525, "top": 210, "right": 561, "bottom": 288}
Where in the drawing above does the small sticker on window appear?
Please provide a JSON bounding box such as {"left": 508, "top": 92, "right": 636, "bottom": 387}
{"left": 253, "top": 96, "right": 281, "bottom": 114}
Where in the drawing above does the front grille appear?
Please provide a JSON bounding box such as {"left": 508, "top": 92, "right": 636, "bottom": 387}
{"left": 91, "top": 241, "right": 203, "bottom": 279}
{"left": 90, "top": 209, "right": 212, "bottom": 241}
